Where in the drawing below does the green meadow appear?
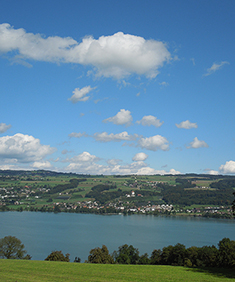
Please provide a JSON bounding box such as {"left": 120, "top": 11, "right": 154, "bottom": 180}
{"left": 0, "top": 260, "right": 235, "bottom": 282}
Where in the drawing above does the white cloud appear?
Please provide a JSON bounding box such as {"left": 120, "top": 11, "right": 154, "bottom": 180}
{"left": 136, "top": 115, "right": 163, "bottom": 127}
{"left": 187, "top": 137, "right": 209, "bottom": 149}
{"left": 69, "top": 151, "right": 99, "bottom": 163}
{"left": 68, "top": 86, "right": 95, "bottom": 103}
{"left": 168, "top": 168, "right": 181, "bottom": 175}
{"left": 0, "top": 133, "right": 55, "bottom": 163}
{"left": 204, "top": 169, "right": 219, "bottom": 175}
{"left": 32, "top": 161, "right": 52, "bottom": 169}
{"left": 106, "top": 159, "right": 122, "bottom": 166}
{"left": 138, "top": 135, "right": 169, "bottom": 151}
{"left": 64, "top": 150, "right": 180, "bottom": 175}
{"left": 103, "top": 109, "right": 133, "bottom": 126}
{"left": 159, "top": 81, "right": 168, "bottom": 87}
{"left": 61, "top": 149, "right": 69, "bottom": 155}
{"left": 0, "top": 24, "right": 171, "bottom": 79}
{"left": 68, "top": 132, "right": 88, "bottom": 138}
{"left": 190, "top": 58, "right": 195, "bottom": 66}
{"left": 68, "top": 131, "right": 138, "bottom": 142}
{"left": 204, "top": 61, "right": 229, "bottom": 76}
{"left": 219, "top": 160, "right": 235, "bottom": 174}
{"left": 132, "top": 152, "right": 148, "bottom": 161}
{"left": 94, "top": 131, "right": 137, "bottom": 142}
{"left": 136, "top": 167, "right": 181, "bottom": 175}
{"left": 0, "top": 123, "right": 11, "bottom": 133}
{"left": 65, "top": 152, "right": 103, "bottom": 174}
{"left": 176, "top": 120, "right": 198, "bottom": 129}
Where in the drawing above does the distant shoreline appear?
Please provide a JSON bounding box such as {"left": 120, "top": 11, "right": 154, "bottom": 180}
{"left": 0, "top": 209, "right": 234, "bottom": 220}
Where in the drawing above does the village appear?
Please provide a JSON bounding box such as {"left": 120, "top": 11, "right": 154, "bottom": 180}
{"left": 0, "top": 184, "right": 233, "bottom": 218}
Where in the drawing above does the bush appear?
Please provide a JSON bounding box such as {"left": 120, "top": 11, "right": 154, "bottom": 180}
{"left": 45, "top": 251, "right": 70, "bottom": 262}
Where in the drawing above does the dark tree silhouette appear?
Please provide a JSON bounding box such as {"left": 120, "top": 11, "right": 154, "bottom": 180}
{"left": 45, "top": 250, "right": 70, "bottom": 262}
{"left": 0, "top": 236, "right": 31, "bottom": 259}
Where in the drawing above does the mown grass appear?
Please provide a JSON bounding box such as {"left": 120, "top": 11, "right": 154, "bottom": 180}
{"left": 0, "top": 260, "right": 235, "bottom": 282}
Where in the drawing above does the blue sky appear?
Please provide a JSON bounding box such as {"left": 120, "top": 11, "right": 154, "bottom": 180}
{"left": 0, "top": 0, "right": 234, "bottom": 175}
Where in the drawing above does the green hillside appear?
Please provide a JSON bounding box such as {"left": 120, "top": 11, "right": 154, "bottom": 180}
{"left": 1, "top": 260, "right": 235, "bottom": 282}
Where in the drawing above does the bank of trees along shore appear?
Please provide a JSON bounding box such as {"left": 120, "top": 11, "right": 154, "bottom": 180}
{"left": 1, "top": 236, "right": 235, "bottom": 268}
{"left": 85, "top": 239, "right": 235, "bottom": 268}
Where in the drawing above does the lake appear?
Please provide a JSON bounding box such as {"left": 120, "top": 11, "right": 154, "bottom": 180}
{"left": 0, "top": 212, "right": 234, "bottom": 262}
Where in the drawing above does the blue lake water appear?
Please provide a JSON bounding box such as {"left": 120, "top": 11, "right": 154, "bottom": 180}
{"left": 0, "top": 212, "right": 234, "bottom": 262}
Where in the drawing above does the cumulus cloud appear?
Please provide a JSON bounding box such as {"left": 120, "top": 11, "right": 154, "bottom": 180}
{"left": 203, "top": 169, "right": 219, "bottom": 175}
{"left": 132, "top": 152, "right": 148, "bottom": 161}
{"left": 138, "top": 135, "right": 170, "bottom": 151}
{"left": 65, "top": 152, "right": 102, "bottom": 173}
{"left": 0, "top": 23, "right": 171, "bottom": 79}
{"left": 0, "top": 133, "right": 55, "bottom": 163}
{"left": 103, "top": 109, "right": 133, "bottom": 126}
{"left": 0, "top": 123, "right": 11, "bottom": 133}
{"left": 68, "top": 86, "right": 95, "bottom": 103}
{"left": 70, "top": 151, "right": 99, "bottom": 163}
{"left": 94, "top": 131, "right": 137, "bottom": 142}
{"left": 187, "top": 137, "right": 209, "bottom": 149}
{"left": 32, "top": 161, "right": 52, "bottom": 169}
{"left": 136, "top": 115, "right": 163, "bottom": 127}
{"left": 204, "top": 61, "right": 229, "bottom": 76}
{"left": 136, "top": 167, "right": 181, "bottom": 175}
{"left": 64, "top": 150, "right": 180, "bottom": 175}
{"left": 219, "top": 160, "right": 235, "bottom": 174}
{"left": 176, "top": 120, "right": 198, "bottom": 129}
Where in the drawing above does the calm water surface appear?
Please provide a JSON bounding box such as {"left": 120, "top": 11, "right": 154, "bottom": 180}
{"left": 0, "top": 212, "right": 234, "bottom": 262}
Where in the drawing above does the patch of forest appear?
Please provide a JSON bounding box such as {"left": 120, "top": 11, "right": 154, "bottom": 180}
{"left": 161, "top": 178, "right": 234, "bottom": 206}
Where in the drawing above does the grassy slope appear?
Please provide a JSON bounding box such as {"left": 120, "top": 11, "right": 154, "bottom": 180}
{"left": 0, "top": 260, "right": 235, "bottom": 282}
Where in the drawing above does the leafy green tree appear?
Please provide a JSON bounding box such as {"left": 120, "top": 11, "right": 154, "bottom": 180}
{"left": 87, "top": 245, "right": 114, "bottom": 264}
{"left": 0, "top": 236, "right": 31, "bottom": 259}
{"left": 161, "top": 245, "right": 174, "bottom": 265}
{"left": 138, "top": 253, "right": 150, "bottom": 264}
{"left": 45, "top": 250, "right": 70, "bottom": 262}
{"left": 218, "top": 238, "right": 235, "bottom": 267}
{"left": 150, "top": 249, "right": 162, "bottom": 265}
{"left": 186, "top": 246, "right": 199, "bottom": 267}
{"left": 113, "top": 244, "right": 140, "bottom": 264}
{"left": 197, "top": 245, "right": 218, "bottom": 267}
{"left": 161, "top": 243, "right": 186, "bottom": 266}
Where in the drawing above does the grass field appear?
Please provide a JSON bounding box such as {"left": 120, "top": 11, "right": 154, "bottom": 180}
{"left": 0, "top": 260, "right": 235, "bottom": 282}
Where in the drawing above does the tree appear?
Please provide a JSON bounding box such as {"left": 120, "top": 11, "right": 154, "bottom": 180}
{"left": 0, "top": 236, "right": 31, "bottom": 259}
{"left": 87, "top": 245, "right": 114, "bottom": 264}
{"left": 45, "top": 251, "right": 70, "bottom": 262}
{"left": 113, "top": 244, "right": 140, "bottom": 264}
{"left": 138, "top": 253, "right": 150, "bottom": 264}
{"left": 74, "top": 256, "right": 81, "bottom": 263}
{"left": 218, "top": 238, "right": 235, "bottom": 267}
{"left": 150, "top": 249, "right": 162, "bottom": 265}
{"left": 197, "top": 245, "right": 218, "bottom": 267}
{"left": 161, "top": 243, "right": 186, "bottom": 266}
{"left": 186, "top": 246, "right": 199, "bottom": 267}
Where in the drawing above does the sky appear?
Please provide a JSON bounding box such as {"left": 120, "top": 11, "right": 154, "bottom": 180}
{"left": 0, "top": 0, "right": 234, "bottom": 175}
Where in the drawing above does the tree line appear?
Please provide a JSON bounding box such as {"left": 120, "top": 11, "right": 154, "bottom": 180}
{"left": 1, "top": 236, "right": 235, "bottom": 268}
{"left": 85, "top": 239, "right": 235, "bottom": 268}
